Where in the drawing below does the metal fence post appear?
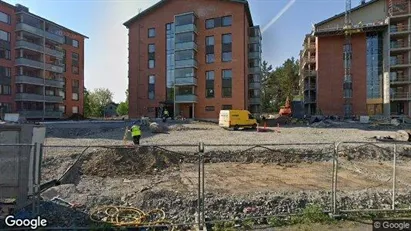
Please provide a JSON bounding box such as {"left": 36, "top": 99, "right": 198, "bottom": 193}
{"left": 333, "top": 142, "right": 341, "bottom": 215}
{"left": 197, "top": 142, "right": 205, "bottom": 230}
{"left": 201, "top": 142, "right": 205, "bottom": 230}
{"left": 392, "top": 143, "right": 397, "bottom": 211}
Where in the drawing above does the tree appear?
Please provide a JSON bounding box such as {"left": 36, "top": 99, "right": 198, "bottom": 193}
{"left": 116, "top": 102, "right": 128, "bottom": 116}
{"left": 83, "top": 88, "right": 114, "bottom": 117}
{"left": 260, "top": 58, "right": 300, "bottom": 113}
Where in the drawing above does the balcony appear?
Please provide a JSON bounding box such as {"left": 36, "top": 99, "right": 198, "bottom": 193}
{"left": 18, "top": 110, "right": 63, "bottom": 119}
{"left": 175, "top": 42, "right": 198, "bottom": 51}
{"left": 174, "top": 76, "right": 197, "bottom": 86}
{"left": 390, "top": 58, "right": 411, "bottom": 68}
{"left": 390, "top": 24, "right": 411, "bottom": 36}
{"left": 391, "top": 92, "right": 411, "bottom": 100}
{"left": 15, "top": 75, "right": 64, "bottom": 88}
{"left": 175, "top": 59, "right": 198, "bottom": 69}
{"left": 248, "top": 51, "right": 260, "bottom": 59}
{"left": 249, "top": 82, "right": 261, "bottom": 89}
{"left": 175, "top": 94, "right": 197, "bottom": 103}
{"left": 175, "top": 24, "right": 197, "bottom": 34}
{"left": 249, "top": 67, "right": 261, "bottom": 74}
{"left": 249, "top": 36, "right": 261, "bottom": 44}
{"left": 15, "top": 58, "right": 64, "bottom": 73}
{"left": 15, "top": 93, "right": 63, "bottom": 103}
{"left": 16, "top": 23, "right": 64, "bottom": 44}
{"left": 304, "top": 70, "right": 317, "bottom": 77}
{"left": 249, "top": 97, "right": 261, "bottom": 105}
{"left": 16, "top": 40, "right": 64, "bottom": 58}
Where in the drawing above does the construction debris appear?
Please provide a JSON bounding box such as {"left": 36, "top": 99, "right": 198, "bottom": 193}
{"left": 149, "top": 122, "right": 168, "bottom": 133}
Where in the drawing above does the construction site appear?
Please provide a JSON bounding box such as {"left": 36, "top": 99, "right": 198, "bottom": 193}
{"left": 2, "top": 0, "right": 411, "bottom": 231}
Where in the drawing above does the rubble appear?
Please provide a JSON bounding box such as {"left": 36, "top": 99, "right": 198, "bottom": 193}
{"left": 149, "top": 122, "right": 168, "bottom": 133}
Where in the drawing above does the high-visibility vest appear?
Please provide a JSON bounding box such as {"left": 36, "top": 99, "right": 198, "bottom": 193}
{"left": 131, "top": 125, "right": 141, "bottom": 136}
{"left": 164, "top": 110, "right": 169, "bottom": 116}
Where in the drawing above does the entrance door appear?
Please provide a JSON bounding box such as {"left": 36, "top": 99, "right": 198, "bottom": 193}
{"left": 189, "top": 106, "right": 193, "bottom": 118}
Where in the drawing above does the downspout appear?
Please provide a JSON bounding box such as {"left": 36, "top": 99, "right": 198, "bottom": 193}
{"left": 244, "top": 7, "right": 247, "bottom": 110}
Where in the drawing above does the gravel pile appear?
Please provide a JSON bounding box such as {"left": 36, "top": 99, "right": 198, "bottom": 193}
{"left": 81, "top": 147, "right": 184, "bottom": 177}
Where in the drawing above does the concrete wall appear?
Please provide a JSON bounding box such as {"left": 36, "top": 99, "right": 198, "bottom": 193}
{"left": 316, "top": 0, "right": 387, "bottom": 31}
{"left": 127, "top": 0, "right": 250, "bottom": 120}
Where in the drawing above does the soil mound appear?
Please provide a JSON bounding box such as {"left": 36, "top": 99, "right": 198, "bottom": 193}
{"left": 82, "top": 147, "right": 183, "bottom": 177}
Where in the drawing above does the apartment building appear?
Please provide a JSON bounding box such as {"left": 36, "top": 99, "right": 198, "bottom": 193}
{"left": 123, "top": 0, "right": 262, "bottom": 120}
{"left": 299, "top": 34, "right": 317, "bottom": 116}
{"left": 310, "top": 0, "right": 411, "bottom": 117}
{"left": 0, "top": 1, "right": 87, "bottom": 120}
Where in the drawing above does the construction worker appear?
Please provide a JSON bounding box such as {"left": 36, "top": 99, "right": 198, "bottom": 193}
{"left": 129, "top": 122, "right": 141, "bottom": 145}
{"left": 163, "top": 108, "right": 169, "bottom": 122}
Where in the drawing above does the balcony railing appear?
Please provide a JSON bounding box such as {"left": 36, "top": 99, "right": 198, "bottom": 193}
{"left": 304, "top": 84, "right": 316, "bottom": 90}
{"left": 15, "top": 75, "right": 64, "bottom": 88}
{"left": 249, "top": 67, "right": 261, "bottom": 74}
{"left": 249, "top": 82, "right": 261, "bottom": 89}
{"left": 175, "top": 59, "right": 198, "bottom": 69}
{"left": 16, "top": 40, "right": 64, "bottom": 58}
{"left": 15, "top": 58, "right": 64, "bottom": 73}
{"left": 175, "top": 42, "right": 198, "bottom": 51}
{"left": 390, "top": 41, "right": 409, "bottom": 49}
{"left": 248, "top": 51, "right": 260, "bottom": 59}
{"left": 390, "top": 58, "right": 411, "bottom": 66}
{"left": 175, "top": 94, "right": 197, "bottom": 103}
{"left": 390, "top": 24, "right": 411, "bottom": 33}
{"left": 16, "top": 23, "right": 64, "bottom": 44}
{"left": 249, "top": 97, "right": 261, "bottom": 105}
{"left": 391, "top": 92, "right": 411, "bottom": 100}
{"left": 15, "top": 93, "right": 63, "bottom": 103}
{"left": 175, "top": 24, "right": 197, "bottom": 34}
{"left": 249, "top": 36, "right": 261, "bottom": 44}
{"left": 303, "top": 70, "right": 317, "bottom": 76}
{"left": 18, "top": 110, "right": 63, "bottom": 119}
{"left": 174, "top": 76, "right": 197, "bottom": 86}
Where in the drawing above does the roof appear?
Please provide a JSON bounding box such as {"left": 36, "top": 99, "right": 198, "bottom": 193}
{"left": 314, "top": 0, "right": 380, "bottom": 27}
{"left": 123, "top": 0, "right": 254, "bottom": 28}
{"left": 6, "top": 2, "right": 89, "bottom": 39}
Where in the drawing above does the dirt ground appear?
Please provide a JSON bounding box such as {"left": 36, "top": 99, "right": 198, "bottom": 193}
{"left": 37, "top": 121, "right": 411, "bottom": 228}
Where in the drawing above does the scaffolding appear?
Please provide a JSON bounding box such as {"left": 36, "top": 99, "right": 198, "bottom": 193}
{"left": 343, "top": 0, "right": 353, "bottom": 117}
{"left": 388, "top": 0, "right": 409, "bottom": 17}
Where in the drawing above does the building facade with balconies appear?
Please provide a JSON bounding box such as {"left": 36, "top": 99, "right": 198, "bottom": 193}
{"left": 0, "top": 2, "right": 87, "bottom": 120}
{"left": 124, "top": 0, "right": 262, "bottom": 120}
{"left": 309, "top": 0, "right": 411, "bottom": 117}
{"left": 299, "top": 34, "right": 317, "bottom": 116}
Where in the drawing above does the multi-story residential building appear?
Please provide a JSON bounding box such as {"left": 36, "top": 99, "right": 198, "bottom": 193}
{"left": 123, "top": 0, "right": 262, "bottom": 120}
{"left": 310, "top": 0, "right": 411, "bottom": 117}
{"left": 299, "top": 34, "right": 317, "bottom": 116}
{"left": 0, "top": 1, "right": 87, "bottom": 120}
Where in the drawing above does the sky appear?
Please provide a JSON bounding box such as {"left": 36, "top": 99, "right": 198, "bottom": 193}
{"left": 4, "top": 0, "right": 360, "bottom": 102}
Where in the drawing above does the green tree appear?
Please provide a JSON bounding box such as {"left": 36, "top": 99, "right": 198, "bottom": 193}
{"left": 260, "top": 60, "right": 273, "bottom": 112}
{"left": 83, "top": 88, "right": 114, "bottom": 117}
{"left": 116, "top": 102, "right": 128, "bottom": 116}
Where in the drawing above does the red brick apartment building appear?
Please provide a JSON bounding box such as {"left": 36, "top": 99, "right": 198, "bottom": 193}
{"left": 0, "top": 1, "right": 87, "bottom": 120}
{"left": 304, "top": 0, "right": 411, "bottom": 117}
{"left": 123, "top": 0, "right": 262, "bottom": 120}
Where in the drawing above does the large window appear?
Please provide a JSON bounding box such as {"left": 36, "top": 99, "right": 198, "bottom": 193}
{"left": 222, "top": 69, "right": 232, "bottom": 98}
{"left": 175, "top": 14, "right": 195, "bottom": 26}
{"left": 72, "top": 52, "right": 79, "bottom": 74}
{"left": 0, "top": 12, "right": 10, "bottom": 24}
{"left": 175, "top": 32, "right": 195, "bottom": 43}
{"left": 148, "top": 75, "right": 155, "bottom": 99}
{"left": 166, "top": 22, "right": 175, "bottom": 101}
{"left": 206, "top": 36, "right": 215, "bottom": 64}
{"left": 148, "top": 43, "right": 155, "bottom": 69}
{"left": 175, "top": 50, "right": 194, "bottom": 60}
{"left": 175, "top": 68, "right": 194, "bottom": 77}
{"left": 72, "top": 39, "right": 79, "bottom": 48}
{"left": 206, "top": 71, "right": 214, "bottom": 98}
{"left": 366, "top": 32, "right": 383, "bottom": 99}
{"left": 72, "top": 79, "right": 79, "bottom": 101}
{"left": 222, "top": 34, "right": 232, "bottom": 62}
{"left": 222, "top": 16, "right": 232, "bottom": 27}
{"left": 0, "top": 84, "right": 11, "bottom": 95}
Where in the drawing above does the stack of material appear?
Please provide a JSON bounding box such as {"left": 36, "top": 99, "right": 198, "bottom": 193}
{"left": 149, "top": 122, "right": 168, "bottom": 133}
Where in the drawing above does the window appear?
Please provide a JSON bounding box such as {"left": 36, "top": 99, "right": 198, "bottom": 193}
{"left": 206, "top": 54, "right": 215, "bottom": 64}
{"left": 72, "top": 39, "right": 79, "bottom": 48}
{"left": 175, "top": 32, "right": 194, "bottom": 43}
{"left": 0, "top": 12, "right": 10, "bottom": 24}
{"left": 59, "top": 89, "right": 65, "bottom": 99}
{"left": 148, "top": 75, "right": 155, "bottom": 100}
{"left": 0, "top": 84, "right": 11, "bottom": 95}
{"left": 148, "top": 60, "right": 155, "bottom": 69}
{"left": 175, "top": 68, "right": 194, "bottom": 77}
{"left": 59, "top": 105, "right": 66, "bottom": 113}
{"left": 72, "top": 52, "right": 79, "bottom": 65}
{"left": 175, "top": 50, "right": 194, "bottom": 60}
{"left": 0, "top": 66, "right": 11, "bottom": 77}
{"left": 205, "top": 106, "right": 215, "bottom": 111}
{"left": 148, "top": 28, "right": 156, "bottom": 38}
{"left": 222, "top": 87, "right": 232, "bottom": 97}
{"left": 222, "top": 105, "right": 232, "bottom": 110}
{"left": 206, "top": 71, "right": 214, "bottom": 98}
{"left": 205, "top": 18, "right": 215, "bottom": 29}
{"left": 175, "top": 14, "right": 194, "bottom": 26}
{"left": 222, "top": 16, "right": 232, "bottom": 27}
{"left": 222, "top": 52, "right": 232, "bottom": 62}
{"left": 148, "top": 44, "right": 155, "bottom": 53}
{"left": 72, "top": 106, "right": 79, "bottom": 114}
{"left": 222, "top": 34, "right": 232, "bottom": 44}
{"left": 222, "top": 69, "right": 232, "bottom": 79}
{"left": 72, "top": 93, "right": 79, "bottom": 100}
{"left": 206, "top": 36, "right": 214, "bottom": 46}
{"left": 0, "top": 102, "right": 12, "bottom": 113}
{"left": 0, "top": 30, "right": 9, "bottom": 41}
